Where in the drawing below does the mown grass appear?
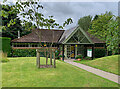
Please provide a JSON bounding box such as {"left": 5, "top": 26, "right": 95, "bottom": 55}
{"left": 2, "top": 57, "right": 118, "bottom": 87}
{"left": 74, "top": 55, "right": 119, "bottom": 75}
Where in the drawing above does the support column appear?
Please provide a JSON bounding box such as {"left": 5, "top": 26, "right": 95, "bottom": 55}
{"left": 92, "top": 44, "right": 94, "bottom": 60}
{"left": 75, "top": 45, "right": 77, "bottom": 58}
{"left": 62, "top": 44, "right": 64, "bottom": 61}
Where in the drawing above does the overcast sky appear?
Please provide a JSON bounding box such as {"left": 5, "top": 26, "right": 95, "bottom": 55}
{"left": 1, "top": 0, "right": 119, "bottom": 29}
{"left": 41, "top": 2, "right": 118, "bottom": 29}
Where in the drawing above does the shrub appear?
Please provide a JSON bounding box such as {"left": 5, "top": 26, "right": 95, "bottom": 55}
{"left": 75, "top": 54, "right": 83, "bottom": 59}
{"left": 55, "top": 50, "right": 60, "bottom": 59}
{"left": 12, "top": 49, "right": 47, "bottom": 57}
{"left": 84, "top": 56, "right": 92, "bottom": 60}
{"left": 59, "top": 55, "right": 62, "bottom": 58}
{"left": 0, "top": 51, "right": 9, "bottom": 63}
{"left": 1, "top": 58, "right": 9, "bottom": 62}
{"left": 0, "top": 37, "right": 12, "bottom": 57}
{"left": 12, "top": 49, "right": 37, "bottom": 57}
{"left": 94, "top": 49, "right": 106, "bottom": 58}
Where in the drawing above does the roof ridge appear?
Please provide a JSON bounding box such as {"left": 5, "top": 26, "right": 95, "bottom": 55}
{"left": 33, "top": 29, "right": 65, "bottom": 31}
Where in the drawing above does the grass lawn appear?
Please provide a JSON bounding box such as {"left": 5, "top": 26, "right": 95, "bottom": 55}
{"left": 74, "top": 55, "right": 118, "bottom": 75}
{"left": 2, "top": 57, "right": 118, "bottom": 87}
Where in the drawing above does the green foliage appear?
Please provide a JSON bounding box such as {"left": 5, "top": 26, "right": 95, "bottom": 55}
{"left": 1, "top": 4, "right": 22, "bottom": 39}
{"left": 13, "top": 49, "right": 36, "bottom": 57}
{"left": 89, "top": 11, "right": 119, "bottom": 54}
{"left": 93, "top": 15, "right": 99, "bottom": 20}
{"left": 1, "top": 57, "right": 9, "bottom": 63}
{"left": 0, "top": 52, "right": 9, "bottom": 63}
{"left": 59, "top": 55, "right": 63, "bottom": 58}
{"left": 75, "top": 54, "right": 83, "bottom": 59}
{"left": 0, "top": 37, "right": 12, "bottom": 57}
{"left": 12, "top": 49, "right": 46, "bottom": 57}
{"left": 94, "top": 49, "right": 106, "bottom": 58}
{"left": 88, "top": 11, "right": 113, "bottom": 41}
{"left": 55, "top": 50, "right": 60, "bottom": 59}
{"left": 106, "top": 19, "right": 119, "bottom": 54}
{"left": 84, "top": 56, "right": 92, "bottom": 60}
{"left": 78, "top": 15, "right": 92, "bottom": 31}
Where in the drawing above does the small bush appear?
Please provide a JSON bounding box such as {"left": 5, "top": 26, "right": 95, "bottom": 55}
{"left": 1, "top": 58, "right": 9, "bottom": 62}
{"left": 0, "top": 51, "right": 9, "bottom": 63}
{"left": 84, "top": 56, "right": 92, "bottom": 60}
{"left": 75, "top": 54, "right": 83, "bottom": 59}
{"left": 59, "top": 55, "right": 63, "bottom": 58}
{"left": 55, "top": 50, "right": 60, "bottom": 59}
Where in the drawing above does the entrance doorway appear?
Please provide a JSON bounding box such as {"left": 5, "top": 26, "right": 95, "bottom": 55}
{"left": 70, "top": 45, "right": 75, "bottom": 58}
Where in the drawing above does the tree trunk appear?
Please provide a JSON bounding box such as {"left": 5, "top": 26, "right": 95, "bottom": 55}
{"left": 50, "top": 49, "right": 52, "bottom": 65}
{"left": 46, "top": 49, "right": 48, "bottom": 65}
{"left": 37, "top": 51, "right": 40, "bottom": 68}
{"left": 36, "top": 50, "right": 38, "bottom": 67}
{"left": 46, "top": 54, "right": 48, "bottom": 65}
{"left": 53, "top": 52, "right": 56, "bottom": 68}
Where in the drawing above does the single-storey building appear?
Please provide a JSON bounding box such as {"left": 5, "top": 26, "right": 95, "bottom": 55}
{"left": 11, "top": 26, "right": 105, "bottom": 60}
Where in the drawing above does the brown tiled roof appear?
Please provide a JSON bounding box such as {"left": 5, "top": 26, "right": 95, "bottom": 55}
{"left": 11, "top": 29, "right": 64, "bottom": 43}
{"left": 12, "top": 28, "right": 105, "bottom": 44}
{"left": 86, "top": 32, "right": 105, "bottom": 43}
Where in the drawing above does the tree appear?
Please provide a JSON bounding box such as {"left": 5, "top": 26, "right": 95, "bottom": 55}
{"left": 1, "top": 4, "right": 22, "bottom": 39}
{"left": 78, "top": 15, "right": 92, "bottom": 31}
{"left": 14, "top": 0, "right": 73, "bottom": 68}
{"left": 93, "top": 15, "right": 99, "bottom": 20}
{"left": 106, "top": 17, "right": 120, "bottom": 54}
{"left": 88, "top": 11, "right": 114, "bottom": 41}
{"left": 88, "top": 11, "right": 120, "bottom": 55}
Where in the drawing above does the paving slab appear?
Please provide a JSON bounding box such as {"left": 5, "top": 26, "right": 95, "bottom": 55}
{"left": 64, "top": 60, "right": 120, "bottom": 84}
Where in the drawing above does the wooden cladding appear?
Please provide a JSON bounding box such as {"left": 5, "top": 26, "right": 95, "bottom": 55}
{"left": 87, "top": 47, "right": 104, "bottom": 49}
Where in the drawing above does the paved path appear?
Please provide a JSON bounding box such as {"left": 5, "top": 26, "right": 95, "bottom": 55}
{"left": 64, "top": 60, "right": 120, "bottom": 84}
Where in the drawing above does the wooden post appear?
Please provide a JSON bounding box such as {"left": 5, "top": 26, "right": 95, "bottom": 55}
{"left": 62, "top": 44, "right": 64, "bottom": 61}
{"left": 44, "top": 48, "right": 47, "bottom": 65}
{"left": 37, "top": 51, "right": 40, "bottom": 68}
{"left": 50, "top": 49, "right": 52, "bottom": 65}
{"left": 53, "top": 51, "right": 56, "bottom": 68}
{"left": 92, "top": 44, "right": 94, "bottom": 60}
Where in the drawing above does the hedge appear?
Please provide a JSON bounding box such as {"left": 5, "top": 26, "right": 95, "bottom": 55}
{"left": 94, "top": 48, "right": 106, "bottom": 58}
{"left": 12, "top": 49, "right": 60, "bottom": 58}
{"left": 0, "top": 37, "right": 12, "bottom": 57}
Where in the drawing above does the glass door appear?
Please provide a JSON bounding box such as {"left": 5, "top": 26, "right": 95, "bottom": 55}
{"left": 70, "top": 45, "right": 75, "bottom": 58}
